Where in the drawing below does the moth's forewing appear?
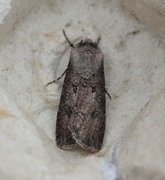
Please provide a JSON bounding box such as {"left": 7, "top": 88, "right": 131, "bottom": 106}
{"left": 56, "top": 62, "right": 76, "bottom": 149}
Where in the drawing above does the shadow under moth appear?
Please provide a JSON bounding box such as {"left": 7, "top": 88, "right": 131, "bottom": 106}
{"left": 47, "top": 30, "right": 110, "bottom": 153}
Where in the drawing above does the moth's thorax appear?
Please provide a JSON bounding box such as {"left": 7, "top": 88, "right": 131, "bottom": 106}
{"left": 70, "top": 40, "right": 103, "bottom": 74}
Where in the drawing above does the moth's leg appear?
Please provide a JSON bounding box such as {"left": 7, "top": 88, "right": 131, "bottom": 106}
{"left": 46, "top": 69, "right": 67, "bottom": 87}
{"left": 105, "top": 88, "right": 111, "bottom": 99}
{"left": 96, "top": 37, "right": 101, "bottom": 45}
{"left": 63, "top": 30, "right": 74, "bottom": 48}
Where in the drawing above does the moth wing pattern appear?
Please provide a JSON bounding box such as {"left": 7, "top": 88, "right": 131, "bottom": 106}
{"left": 56, "top": 36, "right": 106, "bottom": 152}
{"left": 69, "top": 60, "right": 105, "bottom": 152}
{"left": 56, "top": 62, "right": 77, "bottom": 149}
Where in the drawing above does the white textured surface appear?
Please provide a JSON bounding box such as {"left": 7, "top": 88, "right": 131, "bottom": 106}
{"left": 120, "top": 0, "right": 165, "bottom": 43}
{"left": 118, "top": 92, "right": 165, "bottom": 180}
{"left": 0, "top": 0, "right": 165, "bottom": 179}
{"left": 0, "top": 0, "right": 11, "bottom": 23}
{"left": 0, "top": 0, "right": 39, "bottom": 42}
{"left": 101, "top": 160, "right": 118, "bottom": 180}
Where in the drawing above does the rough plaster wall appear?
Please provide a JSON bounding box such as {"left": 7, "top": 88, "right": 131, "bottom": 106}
{"left": 120, "top": 0, "right": 165, "bottom": 43}
{"left": 0, "top": 0, "right": 165, "bottom": 180}
{"left": 0, "top": 0, "right": 39, "bottom": 42}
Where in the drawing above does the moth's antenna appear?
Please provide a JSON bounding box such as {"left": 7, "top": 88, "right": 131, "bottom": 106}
{"left": 96, "top": 37, "right": 101, "bottom": 45}
{"left": 63, "top": 30, "right": 74, "bottom": 47}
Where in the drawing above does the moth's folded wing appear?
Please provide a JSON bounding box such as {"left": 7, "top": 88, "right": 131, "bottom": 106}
{"left": 56, "top": 63, "right": 77, "bottom": 149}
{"left": 69, "top": 94, "right": 106, "bottom": 152}
{"left": 56, "top": 106, "right": 76, "bottom": 149}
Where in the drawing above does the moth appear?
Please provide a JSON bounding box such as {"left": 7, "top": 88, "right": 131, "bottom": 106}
{"left": 47, "top": 30, "right": 110, "bottom": 152}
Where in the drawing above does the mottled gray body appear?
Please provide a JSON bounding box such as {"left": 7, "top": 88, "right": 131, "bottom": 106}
{"left": 56, "top": 38, "right": 105, "bottom": 152}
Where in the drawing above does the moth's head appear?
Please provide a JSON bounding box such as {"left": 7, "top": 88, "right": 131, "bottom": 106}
{"left": 62, "top": 30, "right": 101, "bottom": 49}
{"left": 76, "top": 39, "right": 99, "bottom": 49}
